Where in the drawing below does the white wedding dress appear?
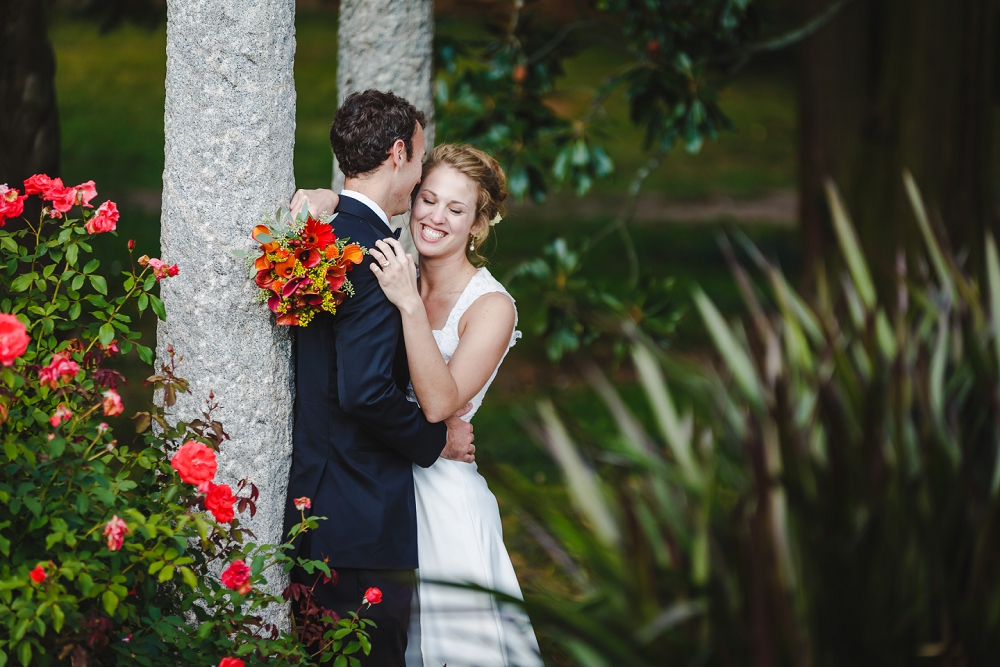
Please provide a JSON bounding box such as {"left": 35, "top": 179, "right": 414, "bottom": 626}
{"left": 405, "top": 268, "right": 542, "bottom": 667}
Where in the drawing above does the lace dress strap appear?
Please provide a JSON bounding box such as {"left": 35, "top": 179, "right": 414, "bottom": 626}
{"left": 442, "top": 268, "right": 521, "bottom": 349}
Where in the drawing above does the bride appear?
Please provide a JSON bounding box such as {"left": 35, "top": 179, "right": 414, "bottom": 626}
{"left": 298, "top": 144, "right": 541, "bottom": 667}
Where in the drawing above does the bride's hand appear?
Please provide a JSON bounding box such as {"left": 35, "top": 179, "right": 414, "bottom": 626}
{"left": 369, "top": 238, "right": 421, "bottom": 313}
{"left": 290, "top": 188, "right": 339, "bottom": 218}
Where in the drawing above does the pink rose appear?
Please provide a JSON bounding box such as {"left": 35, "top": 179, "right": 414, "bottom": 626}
{"left": 102, "top": 389, "right": 123, "bottom": 416}
{"left": 103, "top": 515, "right": 129, "bottom": 551}
{"left": 39, "top": 352, "right": 80, "bottom": 388}
{"left": 49, "top": 404, "right": 72, "bottom": 427}
{"left": 0, "top": 314, "right": 29, "bottom": 366}
{"left": 23, "top": 174, "right": 53, "bottom": 195}
{"left": 85, "top": 200, "right": 119, "bottom": 234}
{"left": 293, "top": 497, "right": 311, "bottom": 511}
{"left": 364, "top": 587, "right": 383, "bottom": 605}
{"left": 145, "top": 257, "right": 178, "bottom": 282}
{"left": 73, "top": 180, "right": 97, "bottom": 208}
{"left": 46, "top": 179, "right": 77, "bottom": 214}
{"left": 170, "top": 441, "right": 218, "bottom": 486}
{"left": 219, "top": 658, "right": 245, "bottom": 667}
{"left": 220, "top": 559, "right": 251, "bottom": 595}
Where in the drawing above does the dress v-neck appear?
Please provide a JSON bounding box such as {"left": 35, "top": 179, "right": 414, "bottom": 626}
{"left": 429, "top": 268, "right": 482, "bottom": 333}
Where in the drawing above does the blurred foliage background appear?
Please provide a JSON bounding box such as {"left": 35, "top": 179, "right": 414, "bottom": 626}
{"left": 3, "top": 0, "right": 1000, "bottom": 663}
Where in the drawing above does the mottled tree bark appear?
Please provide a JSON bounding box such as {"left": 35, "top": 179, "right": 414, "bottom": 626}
{"left": 0, "top": 0, "right": 60, "bottom": 190}
{"left": 797, "top": 0, "right": 996, "bottom": 293}
{"left": 158, "top": 0, "right": 297, "bottom": 628}
{"left": 334, "top": 0, "right": 434, "bottom": 249}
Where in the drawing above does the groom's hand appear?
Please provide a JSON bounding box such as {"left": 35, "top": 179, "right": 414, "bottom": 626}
{"left": 441, "top": 403, "right": 475, "bottom": 463}
{"left": 290, "top": 188, "right": 339, "bottom": 218}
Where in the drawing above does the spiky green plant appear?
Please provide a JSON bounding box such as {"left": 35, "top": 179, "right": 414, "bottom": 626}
{"left": 503, "top": 173, "right": 1000, "bottom": 666}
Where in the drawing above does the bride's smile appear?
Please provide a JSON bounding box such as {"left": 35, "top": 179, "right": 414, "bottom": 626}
{"left": 410, "top": 164, "right": 482, "bottom": 258}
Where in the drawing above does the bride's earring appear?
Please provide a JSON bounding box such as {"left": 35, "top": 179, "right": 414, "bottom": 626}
{"left": 469, "top": 236, "right": 476, "bottom": 252}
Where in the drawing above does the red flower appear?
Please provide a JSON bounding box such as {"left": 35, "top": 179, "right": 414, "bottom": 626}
{"left": 220, "top": 559, "right": 252, "bottom": 595}
{"left": 39, "top": 352, "right": 80, "bottom": 388}
{"left": 48, "top": 180, "right": 77, "bottom": 214}
{"left": 103, "top": 515, "right": 130, "bottom": 551}
{"left": 85, "top": 200, "right": 119, "bottom": 234}
{"left": 0, "top": 314, "right": 29, "bottom": 366}
{"left": 205, "top": 483, "right": 237, "bottom": 523}
{"left": 49, "top": 404, "right": 72, "bottom": 427}
{"left": 23, "top": 174, "right": 53, "bottom": 195}
{"left": 364, "top": 587, "right": 382, "bottom": 605}
{"left": 29, "top": 564, "right": 46, "bottom": 583}
{"left": 0, "top": 185, "right": 26, "bottom": 223}
{"left": 170, "top": 441, "right": 217, "bottom": 486}
{"left": 219, "top": 658, "right": 245, "bottom": 667}
{"left": 301, "top": 218, "right": 336, "bottom": 250}
{"left": 294, "top": 247, "right": 321, "bottom": 269}
{"left": 167, "top": 264, "right": 179, "bottom": 277}
{"left": 102, "top": 389, "right": 124, "bottom": 416}
{"left": 293, "top": 497, "right": 311, "bottom": 511}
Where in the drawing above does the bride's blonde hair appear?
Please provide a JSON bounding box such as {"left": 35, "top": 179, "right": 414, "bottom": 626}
{"left": 419, "top": 144, "right": 508, "bottom": 266}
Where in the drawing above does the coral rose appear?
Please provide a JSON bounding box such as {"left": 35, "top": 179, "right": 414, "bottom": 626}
{"left": 219, "top": 658, "right": 244, "bottom": 667}
{"left": 39, "top": 352, "right": 80, "bottom": 388}
{"left": 0, "top": 314, "right": 29, "bottom": 366}
{"left": 47, "top": 180, "right": 77, "bottom": 214}
{"left": 85, "top": 200, "right": 119, "bottom": 234}
{"left": 102, "top": 389, "right": 124, "bottom": 416}
{"left": 29, "top": 564, "right": 46, "bottom": 583}
{"left": 73, "top": 180, "right": 98, "bottom": 208}
{"left": 23, "top": 174, "right": 53, "bottom": 195}
{"left": 364, "top": 587, "right": 382, "bottom": 605}
{"left": 170, "top": 441, "right": 217, "bottom": 486}
{"left": 205, "top": 483, "right": 237, "bottom": 523}
{"left": 293, "top": 497, "right": 311, "bottom": 511}
{"left": 220, "top": 559, "right": 251, "bottom": 595}
{"left": 103, "top": 515, "right": 130, "bottom": 551}
{"left": 49, "top": 404, "right": 73, "bottom": 427}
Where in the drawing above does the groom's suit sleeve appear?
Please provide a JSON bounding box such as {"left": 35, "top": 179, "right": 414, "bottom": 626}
{"left": 334, "top": 253, "right": 447, "bottom": 468}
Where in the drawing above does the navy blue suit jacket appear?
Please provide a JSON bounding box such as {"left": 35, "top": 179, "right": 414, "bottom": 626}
{"left": 284, "top": 196, "right": 447, "bottom": 570}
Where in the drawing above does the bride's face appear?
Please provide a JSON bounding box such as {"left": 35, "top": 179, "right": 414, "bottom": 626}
{"left": 410, "top": 165, "right": 481, "bottom": 260}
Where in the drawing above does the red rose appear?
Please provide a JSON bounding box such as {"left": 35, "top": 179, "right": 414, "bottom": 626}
{"left": 0, "top": 314, "right": 29, "bottom": 366}
{"left": 0, "top": 185, "right": 26, "bottom": 223}
{"left": 167, "top": 263, "right": 179, "bottom": 277}
{"left": 205, "top": 483, "right": 237, "bottom": 523}
{"left": 23, "top": 174, "right": 53, "bottom": 195}
{"left": 220, "top": 559, "right": 251, "bottom": 595}
{"left": 219, "top": 658, "right": 245, "bottom": 667}
{"left": 170, "top": 441, "right": 217, "bottom": 486}
{"left": 47, "top": 180, "right": 77, "bottom": 214}
{"left": 85, "top": 200, "right": 119, "bottom": 234}
{"left": 364, "top": 587, "right": 382, "bottom": 605}
{"left": 29, "top": 564, "right": 46, "bottom": 583}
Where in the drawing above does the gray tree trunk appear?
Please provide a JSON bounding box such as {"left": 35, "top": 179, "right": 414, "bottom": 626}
{"left": 334, "top": 0, "right": 435, "bottom": 252}
{"left": 158, "top": 0, "right": 297, "bottom": 628}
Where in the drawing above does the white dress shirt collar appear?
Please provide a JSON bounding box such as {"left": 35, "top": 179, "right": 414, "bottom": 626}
{"left": 340, "top": 189, "right": 390, "bottom": 226}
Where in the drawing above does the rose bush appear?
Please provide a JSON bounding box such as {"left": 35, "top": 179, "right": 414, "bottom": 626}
{"left": 0, "top": 179, "right": 380, "bottom": 666}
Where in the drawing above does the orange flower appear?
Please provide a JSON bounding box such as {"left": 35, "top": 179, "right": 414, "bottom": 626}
{"left": 324, "top": 244, "right": 340, "bottom": 260}
{"left": 252, "top": 225, "right": 279, "bottom": 253}
{"left": 274, "top": 257, "right": 297, "bottom": 279}
{"left": 254, "top": 250, "right": 273, "bottom": 272}
{"left": 340, "top": 244, "right": 364, "bottom": 265}
{"left": 276, "top": 313, "right": 299, "bottom": 326}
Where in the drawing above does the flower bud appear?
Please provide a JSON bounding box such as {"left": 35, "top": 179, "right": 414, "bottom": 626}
{"left": 128, "top": 239, "right": 135, "bottom": 250}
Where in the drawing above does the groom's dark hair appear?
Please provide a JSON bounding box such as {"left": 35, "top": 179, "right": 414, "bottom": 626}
{"left": 330, "top": 89, "right": 428, "bottom": 178}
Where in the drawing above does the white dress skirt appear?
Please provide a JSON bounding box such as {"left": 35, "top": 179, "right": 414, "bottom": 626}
{"left": 405, "top": 268, "right": 542, "bottom": 667}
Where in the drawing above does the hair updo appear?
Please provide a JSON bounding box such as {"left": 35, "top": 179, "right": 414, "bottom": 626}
{"left": 419, "top": 144, "right": 508, "bottom": 265}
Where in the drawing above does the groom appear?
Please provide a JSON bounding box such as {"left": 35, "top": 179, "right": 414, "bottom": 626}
{"left": 284, "top": 89, "right": 475, "bottom": 666}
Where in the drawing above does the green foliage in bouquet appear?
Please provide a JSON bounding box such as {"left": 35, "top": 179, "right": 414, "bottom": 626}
{"left": 0, "top": 185, "right": 379, "bottom": 666}
{"left": 501, "top": 173, "right": 1000, "bottom": 664}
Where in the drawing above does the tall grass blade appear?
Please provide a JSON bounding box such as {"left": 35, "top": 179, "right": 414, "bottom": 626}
{"left": 537, "top": 400, "right": 621, "bottom": 547}
{"left": 631, "top": 343, "right": 701, "bottom": 484}
{"left": 825, "top": 179, "right": 876, "bottom": 309}
{"left": 692, "top": 287, "right": 763, "bottom": 409}
{"left": 986, "top": 234, "right": 1000, "bottom": 383}
{"left": 904, "top": 170, "right": 954, "bottom": 303}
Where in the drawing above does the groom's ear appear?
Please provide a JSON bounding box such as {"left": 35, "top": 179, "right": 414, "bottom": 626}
{"left": 390, "top": 138, "right": 408, "bottom": 169}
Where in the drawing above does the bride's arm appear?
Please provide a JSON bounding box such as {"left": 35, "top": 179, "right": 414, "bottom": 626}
{"left": 370, "top": 239, "right": 515, "bottom": 423}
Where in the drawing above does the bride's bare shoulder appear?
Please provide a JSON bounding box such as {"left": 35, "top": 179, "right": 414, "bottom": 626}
{"left": 458, "top": 291, "right": 515, "bottom": 338}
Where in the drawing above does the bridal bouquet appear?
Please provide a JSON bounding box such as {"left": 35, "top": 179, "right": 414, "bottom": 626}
{"left": 237, "top": 210, "right": 365, "bottom": 326}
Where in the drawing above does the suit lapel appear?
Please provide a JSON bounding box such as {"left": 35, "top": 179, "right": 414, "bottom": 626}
{"left": 335, "top": 195, "right": 395, "bottom": 238}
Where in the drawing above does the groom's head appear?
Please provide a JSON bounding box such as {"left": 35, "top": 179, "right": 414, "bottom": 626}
{"left": 330, "top": 89, "right": 427, "bottom": 217}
